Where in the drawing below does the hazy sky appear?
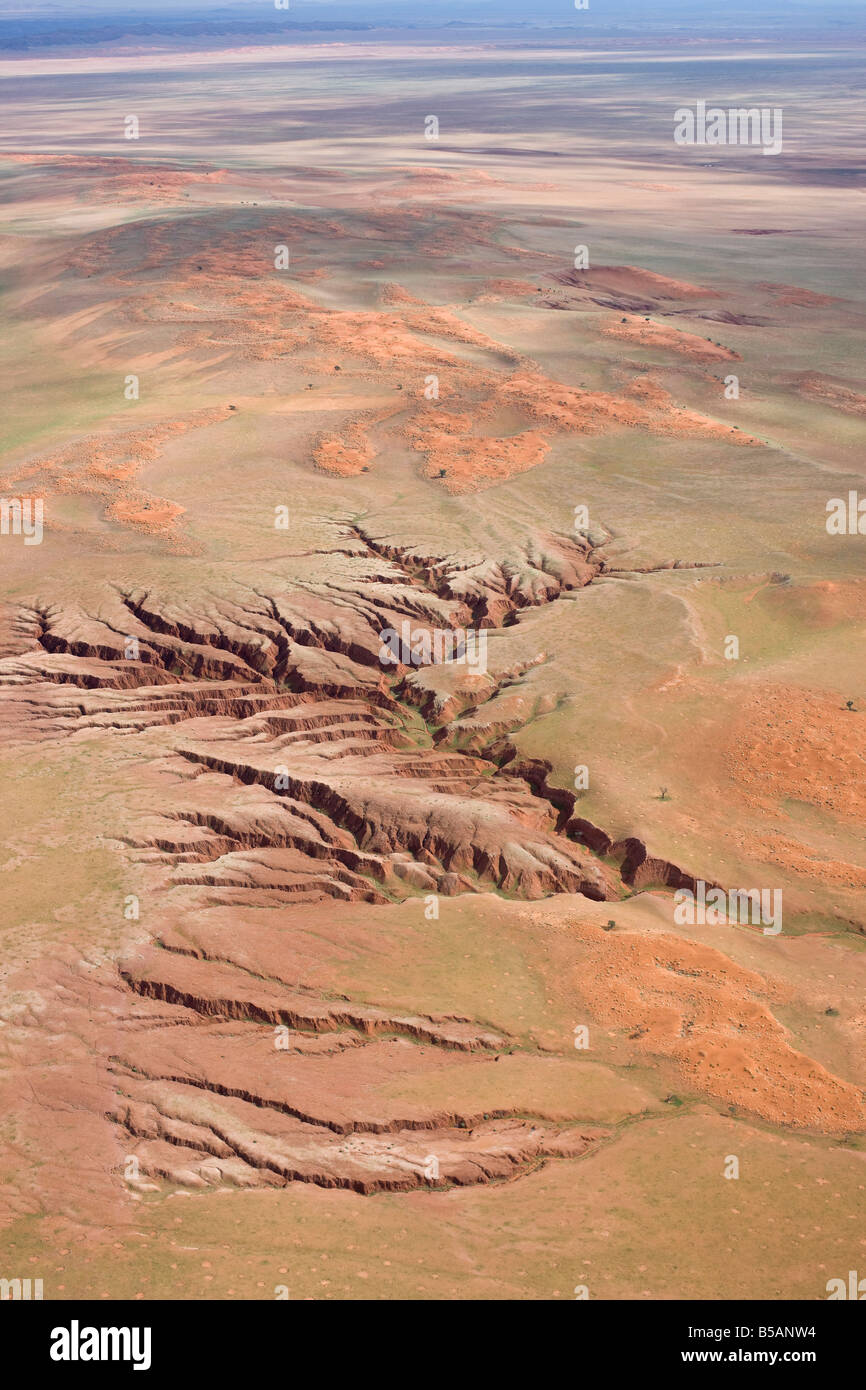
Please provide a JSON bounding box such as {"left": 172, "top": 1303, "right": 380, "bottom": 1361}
{"left": 1, "top": 0, "right": 864, "bottom": 20}
{"left": 0, "top": 0, "right": 863, "bottom": 51}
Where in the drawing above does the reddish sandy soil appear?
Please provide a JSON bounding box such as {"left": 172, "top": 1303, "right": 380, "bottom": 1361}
{"left": 0, "top": 200, "right": 763, "bottom": 509}
{"left": 796, "top": 374, "right": 866, "bottom": 416}
{"left": 0, "top": 408, "right": 233, "bottom": 550}
{"left": 726, "top": 684, "right": 866, "bottom": 823}
{"left": 1, "top": 52, "right": 864, "bottom": 1301}
{"left": 601, "top": 314, "right": 740, "bottom": 363}
{"left": 564, "top": 916, "right": 864, "bottom": 1133}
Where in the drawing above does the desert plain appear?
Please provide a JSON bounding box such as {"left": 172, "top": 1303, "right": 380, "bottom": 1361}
{"left": 0, "top": 18, "right": 864, "bottom": 1300}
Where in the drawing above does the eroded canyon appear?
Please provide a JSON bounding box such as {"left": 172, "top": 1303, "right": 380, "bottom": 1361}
{"left": 1, "top": 26, "right": 864, "bottom": 1300}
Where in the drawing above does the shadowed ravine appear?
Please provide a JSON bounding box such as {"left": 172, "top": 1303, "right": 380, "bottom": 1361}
{"left": 1, "top": 527, "right": 861, "bottom": 1202}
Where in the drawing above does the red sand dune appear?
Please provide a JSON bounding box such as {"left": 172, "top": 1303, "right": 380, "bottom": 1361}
{"left": 601, "top": 314, "right": 740, "bottom": 362}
